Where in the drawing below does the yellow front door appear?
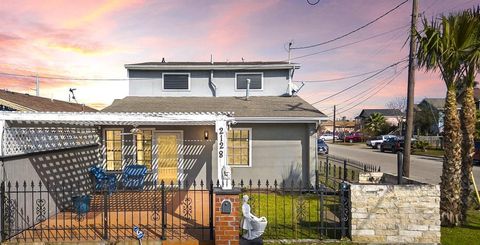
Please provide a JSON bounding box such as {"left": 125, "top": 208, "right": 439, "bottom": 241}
{"left": 156, "top": 132, "right": 181, "bottom": 184}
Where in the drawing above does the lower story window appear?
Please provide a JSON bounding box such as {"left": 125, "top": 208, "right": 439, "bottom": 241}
{"left": 227, "top": 128, "right": 251, "bottom": 166}
{"left": 136, "top": 130, "right": 152, "bottom": 170}
{"left": 105, "top": 129, "right": 122, "bottom": 171}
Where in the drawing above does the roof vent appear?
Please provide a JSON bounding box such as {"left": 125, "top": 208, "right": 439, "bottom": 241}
{"left": 161, "top": 57, "right": 166, "bottom": 63}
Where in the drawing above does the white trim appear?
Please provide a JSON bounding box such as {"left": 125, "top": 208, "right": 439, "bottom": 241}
{"left": 228, "top": 127, "right": 252, "bottom": 168}
{"left": 0, "top": 111, "right": 234, "bottom": 126}
{"left": 0, "top": 120, "right": 5, "bottom": 157}
{"left": 134, "top": 127, "right": 155, "bottom": 171}
{"left": 161, "top": 73, "right": 191, "bottom": 91}
{"left": 234, "top": 72, "right": 264, "bottom": 91}
{"left": 125, "top": 64, "right": 301, "bottom": 70}
{"left": 153, "top": 130, "right": 184, "bottom": 183}
{"left": 236, "top": 117, "right": 325, "bottom": 124}
{"left": 102, "top": 128, "right": 124, "bottom": 172}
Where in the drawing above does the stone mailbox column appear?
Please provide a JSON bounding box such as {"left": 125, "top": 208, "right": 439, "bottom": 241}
{"left": 214, "top": 187, "right": 241, "bottom": 245}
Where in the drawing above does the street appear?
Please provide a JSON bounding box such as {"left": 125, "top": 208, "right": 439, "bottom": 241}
{"left": 328, "top": 143, "right": 480, "bottom": 185}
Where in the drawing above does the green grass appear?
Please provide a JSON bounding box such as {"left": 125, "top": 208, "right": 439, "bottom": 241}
{"left": 412, "top": 148, "right": 444, "bottom": 158}
{"left": 441, "top": 210, "right": 480, "bottom": 245}
{"left": 241, "top": 192, "right": 344, "bottom": 240}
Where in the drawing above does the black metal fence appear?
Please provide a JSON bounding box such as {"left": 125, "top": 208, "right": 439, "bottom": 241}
{"left": 235, "top": 179, "right": 350, "bottom": 240}
{"left": 0, "top": 180, "right": 213, "bottom": 242}
{"left": 1, "top": 178, "right": 350, "bottom": 243}
{"left": 316, "top": 155, "right": 381, "bottom": 187}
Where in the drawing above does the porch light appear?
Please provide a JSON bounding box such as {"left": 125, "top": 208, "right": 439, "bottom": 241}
{"left": 204, "top": 130, "right": 209, "bottom": 140}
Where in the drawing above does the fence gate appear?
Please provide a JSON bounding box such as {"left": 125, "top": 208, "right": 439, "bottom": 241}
{"left": 1, "top": 180, "right": 214, "bottom": 243}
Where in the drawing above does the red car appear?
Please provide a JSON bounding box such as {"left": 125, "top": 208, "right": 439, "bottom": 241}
{"left": 344, "top": 132, "right": 363, "bottom": 143}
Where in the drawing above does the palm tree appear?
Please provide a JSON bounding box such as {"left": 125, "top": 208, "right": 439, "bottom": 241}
{"left": 365, "top": 112, "right": 386, "bottom": 136}
{"left": 458, "top": 7, "right": 480, "bottom": 225}
{"left": 416, "top": 12, "right": 477, "bottom": 226}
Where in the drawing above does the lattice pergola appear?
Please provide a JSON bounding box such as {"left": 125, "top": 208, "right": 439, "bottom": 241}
{"left": 0, "top": 111, "right": 235, "bottom": 189}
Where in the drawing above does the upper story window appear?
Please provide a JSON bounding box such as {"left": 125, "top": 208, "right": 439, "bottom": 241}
{"left": 162, "top": 73, "right": 190, "bottom": 90}
{"left": 236, "top": 73, "right": 263, "bottom": 90}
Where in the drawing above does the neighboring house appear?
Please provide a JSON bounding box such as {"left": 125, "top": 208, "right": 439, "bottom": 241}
{"left": 0, "top": 61, "right": 326, "bottom": 191}
{"left": 0, "top": 89, "right": 97, "bottom": 112}
{"left": 417, "top": 98, "right": 463, "bottom": 133}
{"left": 355, "top": 109, "right": 403, "bottom": 131}
{"left": 320, "top": 120, "right": 355, "bottom": 133}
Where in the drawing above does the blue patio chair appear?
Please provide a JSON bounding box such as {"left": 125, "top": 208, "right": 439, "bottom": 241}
{"left": 72, "top": 195, "right": 91, "bottom": 215}
{"left": 122, "top": 165, "right": 147, "bottom": 189}
{"left": 89, "top": 166, "right": 117, "bottom": 193}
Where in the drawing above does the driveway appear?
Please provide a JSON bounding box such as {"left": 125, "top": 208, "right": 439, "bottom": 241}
{"left": 328, "top": 143, "right": 480, "bottom": 185}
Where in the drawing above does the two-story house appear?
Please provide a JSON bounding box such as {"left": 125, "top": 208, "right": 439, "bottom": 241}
{"left": 100, "top": 61, "right": 327, "bottom": 184}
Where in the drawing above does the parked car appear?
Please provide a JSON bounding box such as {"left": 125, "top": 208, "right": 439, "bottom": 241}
{"left": 317, "top": 139, "right": 329, "bottom": 154}
{"left": 380, "top": 138, "right": 402, "bottom": 153}
{"left": 474, "top": 141, "right": 480, "bottom": 165}
{"left": 380, "top": 137, "right": 416, "bottom": 153}
{"left": 319, "top": 133, "right": 338, "bottom": 141}
{"left": 366, "top": 135, "right": 397, "bottom": 149}
{"left": 344, "top": 132, "right": 362, "bottom": 143}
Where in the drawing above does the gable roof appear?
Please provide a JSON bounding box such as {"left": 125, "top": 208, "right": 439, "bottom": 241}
{"left": 125, "top": 61, "right": 300, "bottom": 70}
{"left": 0, "top": 90, "right": 97, "bottom": 112}
{"left": 102, "top": 96, "right": 326, "bottom": 118}
{"left": 356, "top": 109, "right": 403, "bottom": 119}
{"left": 420, "top": 98, "right": 446, "bottom": 110}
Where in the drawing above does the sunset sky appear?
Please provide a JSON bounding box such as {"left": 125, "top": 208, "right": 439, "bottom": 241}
{"left": 0, "top": 0, "right": 477, "bottom": 118}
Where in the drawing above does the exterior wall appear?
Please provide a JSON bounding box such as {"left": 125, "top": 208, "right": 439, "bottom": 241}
{"left": 1, "top": 145, "right": 99, "bottom": 235}
{"left": 215, "top": 123, "right": 313, "bottom": 184}
{"left": 350, "top": 184, "right": 441, "bottom": 244}
{"left": 100, "top": 123, "right": 314, "bottom": 186}
{"left": 99, "top": 125, "right": 215, "bottom": 185}
{"left": 128, "top": 69, "right": 289, "bottom": 97}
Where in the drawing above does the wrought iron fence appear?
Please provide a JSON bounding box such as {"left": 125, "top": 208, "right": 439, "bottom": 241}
{"left": 0, "top": 180, "right": 213, "bottom": 242}
{"left": 316, "top": 155, "right": 380, "bottom": 187}
{"left": 234, "top": 179, "right": 350, "bottom": 240}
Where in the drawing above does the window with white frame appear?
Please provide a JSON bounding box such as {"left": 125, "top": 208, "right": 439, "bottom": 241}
{"left": 105, "top": 129, "right": 122, "bottom": 171}
{"left": 136, "top": 130, "right": 153, "bottom": 170}
{"left": 227, "top": 128, "right": 251, "bottom": 166}
{"left": 236, "top": 73, "right": 262, "bottom": 90}
{"left": 163, "top": 73, "right": 189, "bottom": 90}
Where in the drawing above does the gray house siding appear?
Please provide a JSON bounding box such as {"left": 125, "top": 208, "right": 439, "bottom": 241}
{"left": 98, "top": 122, "right": 315, "bottom": 186}
{"left": 128, "top": 69, "right": 289, "bottom": 97}
{"left": 1, "top": 145, "right": 99, "bottom": 235}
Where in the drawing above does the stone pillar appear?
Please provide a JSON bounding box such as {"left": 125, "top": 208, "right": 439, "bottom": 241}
{"left": 214, "top": 187, "right": 241, "bottom": 245}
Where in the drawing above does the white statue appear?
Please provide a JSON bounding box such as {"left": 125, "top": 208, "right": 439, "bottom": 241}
{"left": 221, "top": 165, "right": 232, "bottom": 189}
{"left": 241, "top": 195, "right": 268, "bottom": 240}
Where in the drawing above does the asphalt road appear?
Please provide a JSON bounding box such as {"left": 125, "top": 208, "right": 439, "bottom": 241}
{"left": 328, "top": 143, "right": 480, "bottom": 185}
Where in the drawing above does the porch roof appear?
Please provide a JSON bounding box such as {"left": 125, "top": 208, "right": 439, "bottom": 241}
{"left": 0, "top": 111, "right": 234, "bottom": 126}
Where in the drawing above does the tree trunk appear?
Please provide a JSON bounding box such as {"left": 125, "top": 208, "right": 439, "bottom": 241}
{"left": 440, "top": 88, "right": 462, "bottom": 226}
{"left": 460, "top": 85, "right": 476, "bottom": 224}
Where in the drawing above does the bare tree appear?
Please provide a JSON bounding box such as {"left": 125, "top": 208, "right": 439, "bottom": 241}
{"left": 386, "top": 96, "right": 407, "bottom": 131}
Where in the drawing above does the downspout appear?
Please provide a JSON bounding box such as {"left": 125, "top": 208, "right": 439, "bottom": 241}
{"left": 209, "top": 70, "right": 217, "bottom": 97}
{"left": 287, "top": 68, "right": 296, "bottom": 96}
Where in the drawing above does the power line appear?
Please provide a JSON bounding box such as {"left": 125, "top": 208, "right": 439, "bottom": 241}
{"left": 325, "top": 65, "right": 408, "bottom": 117}
{"left": 310, "top": 59, "right": 408, "bottom": 106}
{"left": 291, "top": 0, "right": 409, "bottom": 50}
{"left": 297, "top": 62, "right": 399, "bottom": 83}
{"left": 290, "top": 24, "right": 409, "bottom": 61}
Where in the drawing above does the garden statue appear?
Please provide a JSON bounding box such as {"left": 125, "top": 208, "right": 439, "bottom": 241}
{"left": 241, "top": 195, "right": 268, "bottom": 241}
{"left": 221, "top": 165, "right": 232, "bottom": 189}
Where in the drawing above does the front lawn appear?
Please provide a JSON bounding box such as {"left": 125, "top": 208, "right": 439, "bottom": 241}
{"left": 412, "top": 148, "right": 444, "bottom": 158}
{"left": 441, "top": 210, "right": 480, "bottom": 245}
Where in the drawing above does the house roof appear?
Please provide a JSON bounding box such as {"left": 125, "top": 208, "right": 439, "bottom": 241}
{"left": 321, "top": 120, "right": 355, "bottom": 127}
{"left": 102, "top": 96, "right": 326, "bottom": 118}
{"left": 0, "top": 89, "right": 97, "bottom": 112}
{"left": 356, "top": 109, "right": 403, "bottom": 119}
{"left": 125, "top": 61, "right": 300, "bottom": 70}
{"left": 420, "top": 98, "right": 446, "bottom": 110}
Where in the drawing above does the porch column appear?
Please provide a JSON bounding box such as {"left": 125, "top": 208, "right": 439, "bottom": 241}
{"left": 215, "top": 120, "right": 231, "bottom": 189}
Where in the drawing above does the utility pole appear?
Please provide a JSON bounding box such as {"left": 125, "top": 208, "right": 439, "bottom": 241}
{"left": 402, "top": 0, "right": 418, "bottom": 178}
{"left": 35, "top": 75, "right": 39, "bottom": 96}
{"left": 333, "top": 105, "right": 336, "bottom": 144}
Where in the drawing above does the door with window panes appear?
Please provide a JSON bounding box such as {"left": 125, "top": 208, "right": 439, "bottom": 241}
{"left": 155, "top": 132, "right": 182, "bottom": 184}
